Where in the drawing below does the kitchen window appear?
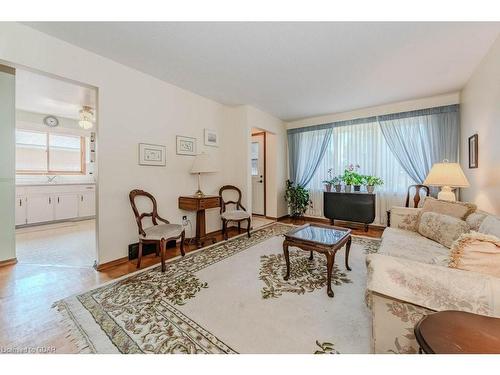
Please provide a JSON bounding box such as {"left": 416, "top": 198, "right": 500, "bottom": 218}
{"left": 16, "top": 129, "right": 86, "bottom": 175}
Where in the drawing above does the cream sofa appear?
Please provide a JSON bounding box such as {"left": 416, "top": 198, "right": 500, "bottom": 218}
{"left": 366, "top": 206, "right": 500, "bottom": 354}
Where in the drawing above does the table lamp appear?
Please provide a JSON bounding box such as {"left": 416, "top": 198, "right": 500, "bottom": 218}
{"left": 190, "top": 152, "right": 218, "bottom": 197}
{"left": 423, "top": 160, "right": 470, "bottom": 201}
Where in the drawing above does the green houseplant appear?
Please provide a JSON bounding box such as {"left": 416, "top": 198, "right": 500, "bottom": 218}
{"left": 342, "top": 164, "right": 362, "bottom": 193}
{"left": 285, "top": 180, "right": 311, "bottom": 218}
{"left": 322, "top": 168, "right": 334, "bottom": 192}
{"left": 365, "top": 175, "right": 384, "bottom": 193}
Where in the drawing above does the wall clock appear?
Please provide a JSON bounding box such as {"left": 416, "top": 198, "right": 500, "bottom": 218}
{"left": 43, "top": 115, "right": 59, "bottom": 127}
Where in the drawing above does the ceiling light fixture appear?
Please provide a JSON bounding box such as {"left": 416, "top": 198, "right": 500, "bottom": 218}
{"left": 79, "top": 106, "right": 94, "bottom": 129}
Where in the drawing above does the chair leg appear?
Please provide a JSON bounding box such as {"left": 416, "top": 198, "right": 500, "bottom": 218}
{"left": 238, "top": 222, "right": 241, "bottom": 233}
{"left": 137, "top": 240, "right": 143, "bottom": 269}
{"left": 180, "top": 230, "right": 186, "bottom": 257}
{"left": 155, "top": 242, "right": 160, "bottom": 256}
{"left": 223, "top": 220, "right": 228, "bottom": 240}
{"left": 160, "top": 238, "right": 166, "bottom": 272}
{"left": 247, "top": 218, "right": 251, "bottom": 238}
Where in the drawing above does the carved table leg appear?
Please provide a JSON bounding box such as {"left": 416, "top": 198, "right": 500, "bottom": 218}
{"left": 326, "top": 252, "right": 336, "bottom": 298}
{"left": 283, "top": 241, "right": 291, "bottom": 281}
{"left": 345, "top": 236, "right": 352, "bottom": 271}
{"left": 309, "top": 251, "right": 313, "bottom": 261}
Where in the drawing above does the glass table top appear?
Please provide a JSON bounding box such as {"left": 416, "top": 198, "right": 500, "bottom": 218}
{"left": 285, "top": 225, "right": 350, "bottom": 245}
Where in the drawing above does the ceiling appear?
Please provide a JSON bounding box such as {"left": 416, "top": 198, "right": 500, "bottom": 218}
{"left": 25, "top": 22, "right": 500, "bottom": 121}
{"left": 16, "top": 69, "right": 96, "bottom": 120}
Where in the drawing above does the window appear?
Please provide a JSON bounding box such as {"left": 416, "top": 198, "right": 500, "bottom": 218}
{"left": 304, "top": 120, "right": 414, "bottom": 224}
{"left": 16, "top": 129, "right": 86, "bottom": 175}
{"left": 251, "top": 142, "right": 259, "bottom": 176}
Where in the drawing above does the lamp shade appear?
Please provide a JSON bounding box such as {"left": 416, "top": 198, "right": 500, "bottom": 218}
{"left": 190, "top": 152, "right": 218, "bottom": 174}
{"left": 423, "top": 162, "right": 470, "bottom": 188}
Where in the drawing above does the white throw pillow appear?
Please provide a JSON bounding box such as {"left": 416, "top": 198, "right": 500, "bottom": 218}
{"left": 478, "top": 215, "right": 500, "bottom": 238}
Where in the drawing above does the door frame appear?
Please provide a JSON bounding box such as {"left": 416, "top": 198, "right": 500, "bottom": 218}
{"left": 251, "top": 131, "right": 266, "bottom": 216}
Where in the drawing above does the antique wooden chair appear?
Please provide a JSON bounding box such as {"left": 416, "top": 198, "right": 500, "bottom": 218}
{"left": 219, "top": 185, "right": 251, "bottom": 240}
{"left": 129, "top": 189, "right": 185, "bottom": 272}
{"left": 386, "top": 184, "right": 430, "bottom": 227}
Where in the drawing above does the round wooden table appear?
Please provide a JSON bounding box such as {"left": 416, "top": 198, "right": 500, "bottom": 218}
{"left": 414, "top": 310, "right": 500, "bottom": 354}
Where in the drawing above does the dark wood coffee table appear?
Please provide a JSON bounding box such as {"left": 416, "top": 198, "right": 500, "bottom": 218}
{"left": 282, "top": 223, "right": 352, "bottom": 298}
{"left": 414, "top": 310, "right": 500, "bottom": 354}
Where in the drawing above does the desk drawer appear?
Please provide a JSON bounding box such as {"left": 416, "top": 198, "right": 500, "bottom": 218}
{"left": 199, "top": 197, "right": 220, "bottom": 209}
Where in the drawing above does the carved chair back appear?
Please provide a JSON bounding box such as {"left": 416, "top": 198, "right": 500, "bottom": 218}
{"left": 219, "top": 185, "right": 246, "bottom": 214}
{"left": 129, "top": 189, "right": 169, "bottom": 236}
{"left": 405, "top": 184, "right": 430, "bottom": 208}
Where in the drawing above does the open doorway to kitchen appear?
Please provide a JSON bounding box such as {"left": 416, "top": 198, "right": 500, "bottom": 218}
{"left": 14, "top": 68, "right": 98, "bottom": 269}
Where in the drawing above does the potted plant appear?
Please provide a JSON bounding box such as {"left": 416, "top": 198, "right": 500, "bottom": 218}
{"left": 332, "top": 176, "right": 342, "bottom": 192}
{"left": 365, "top": 175, "right": 384, "bottom": 193}
{"left": 342, "top": 164, "right": 361, "bottom": 193}
{"left": 285, "top": 180, "right": 311, "bottom": 219}
{"left": 322, "top": 168, "right": 334, "bottom": 192}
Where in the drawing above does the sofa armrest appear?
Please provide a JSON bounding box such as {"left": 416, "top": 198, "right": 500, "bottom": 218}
{"left": 389, "top": 207, "right": 421, "bottom": 231}
{"left": 366, "top": 253, "right": 500, "bottom": 317}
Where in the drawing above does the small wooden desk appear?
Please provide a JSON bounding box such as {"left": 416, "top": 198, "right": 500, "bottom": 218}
{"left": 178, "top": 195, "right": 221, "bottom": 248}
{"left": 414, "top": 310, "right": 500, "bottom": 354}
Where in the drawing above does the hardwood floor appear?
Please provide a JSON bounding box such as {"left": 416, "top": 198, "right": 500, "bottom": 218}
{"left": 0, "top": 218, "right": 383, "bottom": 353}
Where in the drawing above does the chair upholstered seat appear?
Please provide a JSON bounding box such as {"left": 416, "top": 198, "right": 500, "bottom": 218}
{"left": 221, "top": 210, "right": 250, "bottom": 221}
{"left": 142, "top": 223, "right": 184, "bottom": 240}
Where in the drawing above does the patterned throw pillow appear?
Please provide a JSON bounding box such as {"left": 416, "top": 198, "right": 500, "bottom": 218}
{"left": 420, "top": 196, "right": 477, "bottom": 221}
{"left": 466, "top": 211, "right": 488, "bottom": 231}
{"left": 417, "top": 211, "right": 470, "bottom": 248}
{"left": 449, "top": 232, "right": 500, "bottom": 278}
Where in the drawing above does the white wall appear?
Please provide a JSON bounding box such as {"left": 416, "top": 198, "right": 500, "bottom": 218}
{"left": 0, "top": 23, "right": 287, "bottom": 264}
{"left": 460, "top": 35, "right": 500, "bottom": 214}
{"left": 0, "top": 66, "right": 16, "bottom": 262}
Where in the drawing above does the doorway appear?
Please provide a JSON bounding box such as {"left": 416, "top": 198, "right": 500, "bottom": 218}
{"left": 14, "top": 68, "right": 98, "bottom": 269}
{"left": 251, "top": 131, "right": 266, "bottom": 216}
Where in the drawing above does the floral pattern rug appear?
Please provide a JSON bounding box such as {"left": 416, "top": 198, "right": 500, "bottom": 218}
{"left": 55, "top": 223, "right": 380, "bottom": 354}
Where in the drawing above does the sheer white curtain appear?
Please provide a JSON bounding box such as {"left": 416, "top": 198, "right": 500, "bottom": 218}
{"left": 305, "top": 120, "right": 415, "bottom": 224}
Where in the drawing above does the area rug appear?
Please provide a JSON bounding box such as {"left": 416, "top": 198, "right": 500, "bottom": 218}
{"left": 55, "top": 223, "right": 380, "bottom": 354}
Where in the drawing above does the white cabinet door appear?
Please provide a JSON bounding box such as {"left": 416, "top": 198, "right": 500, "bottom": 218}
{"left": 27, "top": 195, "right": 54, "bottom": 224}
{"left": 78, "top": 191, "right": 96, "bottom": 217}
{"left": 15, "top": 196, "right": 27, "bottom": 226}
{"left": 55, "top": 194, "right": 79, "bottom": 220}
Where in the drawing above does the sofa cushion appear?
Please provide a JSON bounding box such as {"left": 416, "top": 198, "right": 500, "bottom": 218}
{"left": 466, "top": 210, "right": 489, "bottom": 231}
{"left": 417, "top": 212, "right": 470, "bottom": 248}
{"left": 449, "top": 232, "right": 500, "bottom": 278}
{"left": 479, "top": 215, "right": 500, "bottom": 238}
{"left": 380, "top": 227, "right": 450, "bottom": 266}
{"left": 419, "top": 196, "right": 477, "bottom": 221}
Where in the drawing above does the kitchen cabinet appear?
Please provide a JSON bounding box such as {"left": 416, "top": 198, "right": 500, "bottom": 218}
{"left": 15, "top": 196, "right": 27, "bottom": 226}
{"left": 15, "top": 184, "right": 96, "bottom": 227}
{"left": 27, "top": 194, "right": 54, "bottom": 224}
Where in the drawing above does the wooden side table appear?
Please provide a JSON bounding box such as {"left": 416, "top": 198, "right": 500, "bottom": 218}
{"left": 414, "top": 310, "right": 500, "bottom": 354}
{"left": 178, "top": 195, "right": 221, "bottom": 248}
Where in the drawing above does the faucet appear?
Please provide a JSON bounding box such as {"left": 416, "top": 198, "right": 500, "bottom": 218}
{"left": 47, "top": 175, "right": 57, "bottom": 183}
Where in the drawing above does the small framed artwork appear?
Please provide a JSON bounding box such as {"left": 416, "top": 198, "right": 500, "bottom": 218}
{"left": 138, "top": 143, "right": 166, "bottom": 166}
{"left": 468, "top": 134, "right": 478, "bottom": 169}
{"left": 204, "top": 128, "right": 219, "bottom": 147}
{"left": 176, "top": 136, "right": 197, "bottom": 156}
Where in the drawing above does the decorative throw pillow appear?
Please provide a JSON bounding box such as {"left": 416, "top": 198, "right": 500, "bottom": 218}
{"left": 417, "top": 212, "right": 470, "bottom": 248}
{"left": 419, "top": 196, "right": 477, "bottom": 221}
{"left": 449, "top": 232, "right": 500, "bottom": 278}
{"left": 478, "top": 215, "right": 500, "bottom": 238}
{"left": 466, "top": 210, "right": 488, "bottom": 231}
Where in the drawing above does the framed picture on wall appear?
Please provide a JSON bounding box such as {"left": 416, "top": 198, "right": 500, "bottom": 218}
{"left": 204, "top": 128, "right": 219, "bottom": 147}
{"left": 138, "top": 143, "right": 166, "bottom": 166}
{"left": 468, "top": 134, "right": 478, "bottom": 169}
{"left": 176, "top": 135, "right": 197, "bottom": 156}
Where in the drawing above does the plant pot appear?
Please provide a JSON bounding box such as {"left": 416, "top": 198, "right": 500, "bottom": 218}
{"left": 366, "top": 185, "right": 375, "bottom": 194}
{"left": 324, "top": 184, "right": 332, "bottom": 192}
{"left": 334, "top": 184, "right": 342, "bottom": 193}
{"left": 354, "top": 185, "right": 361, "bottom": 192}
{"left": 344, "top": 185, "right": 352, "bottom": 193}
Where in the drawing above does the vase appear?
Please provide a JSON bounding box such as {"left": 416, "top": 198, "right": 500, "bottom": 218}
{"left": 325, "top": 184, "right": 332, "bottom": 192}
{"left": 354, "top": 185, "right": 361, "bottom": 192}
{"left": 344, "top": 185, "right": 352, "bottom": 193}
{"left": 334, "top": 184, "right": 342, "bottom": 193}
{"left": 367, "top": 185, "right": 375, "bottom": 194}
